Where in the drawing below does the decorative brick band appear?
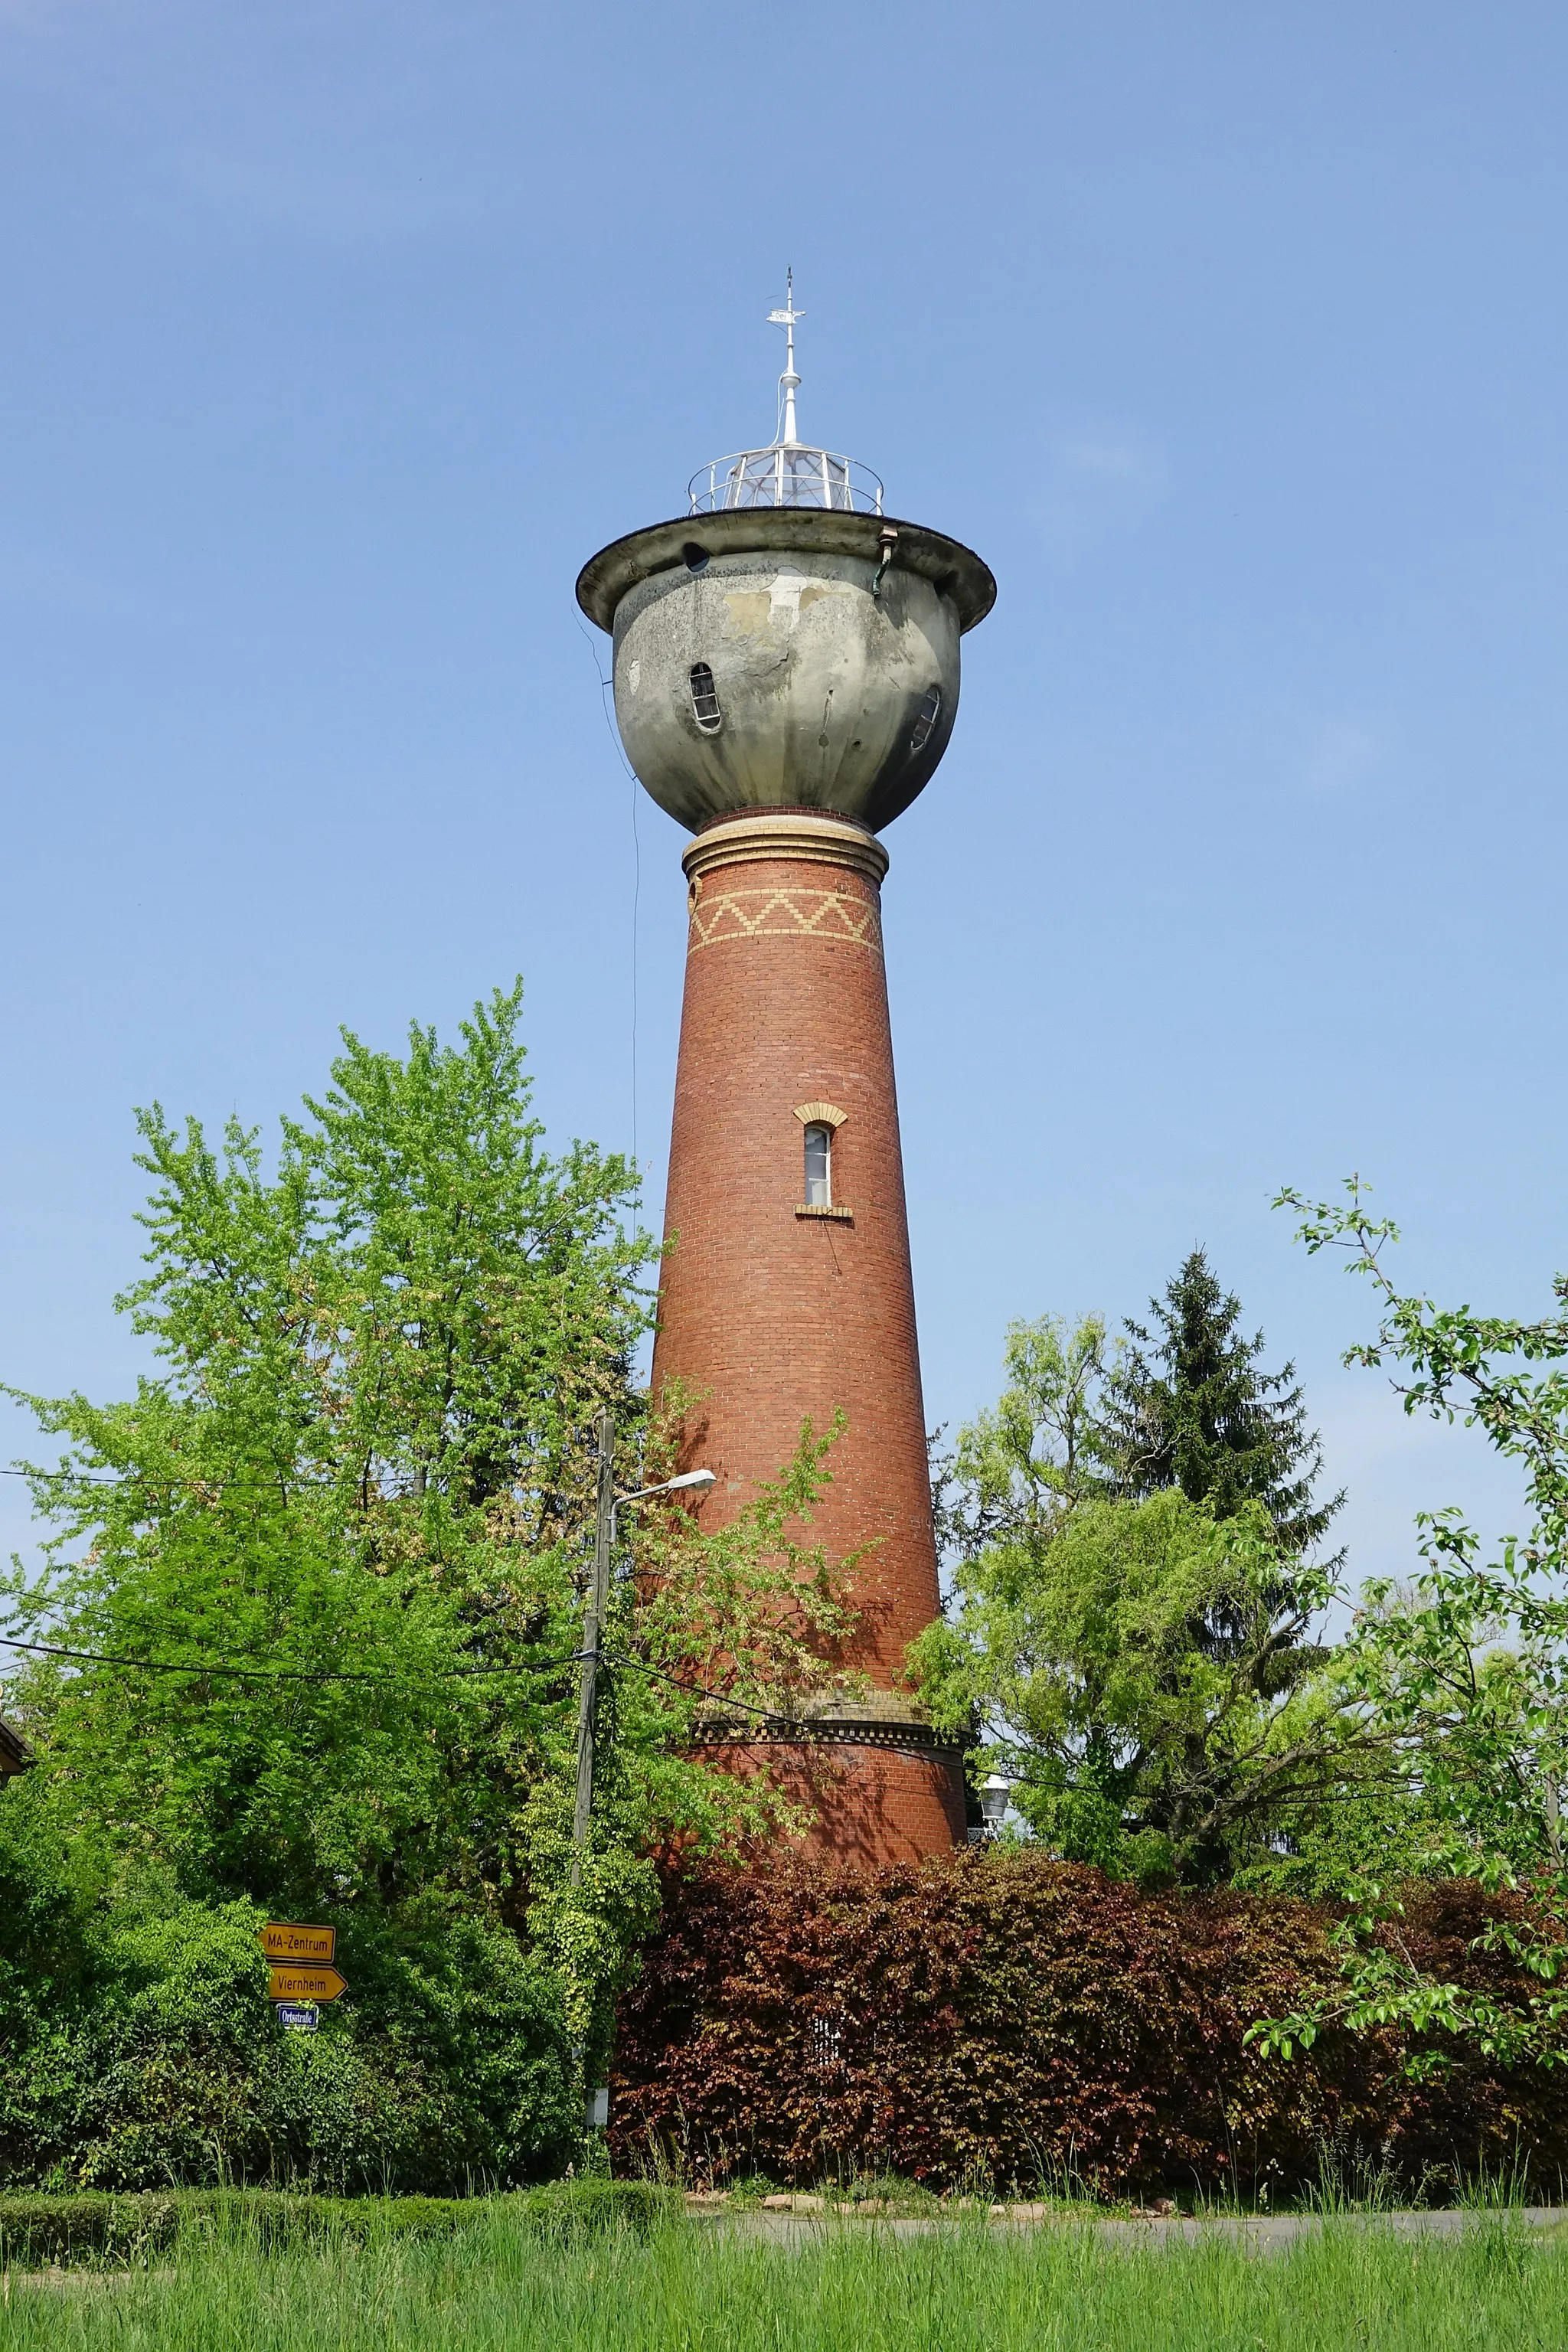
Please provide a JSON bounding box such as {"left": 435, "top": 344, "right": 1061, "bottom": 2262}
{"left": 688, "top": 885, "right": 883, "bottom": 956}
{"left": 688, "top": 1714, "right": 965, "bottom": 1760}
{"left": 681, "top": 810, "right": 890, "bottom": 888}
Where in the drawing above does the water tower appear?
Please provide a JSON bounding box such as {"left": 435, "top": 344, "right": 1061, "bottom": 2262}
{"left": 577, "top": 280, "right": 995, "bottom": 1864}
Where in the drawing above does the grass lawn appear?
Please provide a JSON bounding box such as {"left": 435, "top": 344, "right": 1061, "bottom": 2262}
{"left": 2, "top": 2204, "right": 1565, "bottom": 2351}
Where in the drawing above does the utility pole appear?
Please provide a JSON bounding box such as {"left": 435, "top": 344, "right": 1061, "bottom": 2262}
{"left": 571, "top": 1410, "right": 616, "bottom": 1888}
{"left": 568, "top": 1424, "right": 714, "bottom": 1890}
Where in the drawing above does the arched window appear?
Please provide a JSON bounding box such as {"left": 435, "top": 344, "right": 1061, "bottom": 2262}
{"left": 689, "top": 662, "right": 723, "bottom": 732}
{"left": 910, "top": 684, "right": 942, "bottom": 752}
{"left": 802, "top": 1122, "right": 832, "bottom": 1208}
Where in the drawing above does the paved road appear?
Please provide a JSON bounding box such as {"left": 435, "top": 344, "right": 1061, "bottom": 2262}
{"left": 705, "top": 2207, "right": 1568, "bottom": 2255}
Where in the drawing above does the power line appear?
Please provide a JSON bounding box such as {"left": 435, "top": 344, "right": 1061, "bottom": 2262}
{"left": 574, "top": 611, "right": 642, "bottom": 1174}
{"left": 0, "top": 1634, "right": 590, "bottom": 1686}
{"left": 1, "top": 1632, "right": 1553, "bottom": 1825}
{"left": 0, "top": 1465, "right": 339, "bottom": 1491}
{"left": 613, "top": 1664, "right": 1533, "bottom": 1818}
{"left": 607, "top": 1647, "right": 825, "bottom": 1736}
{"left": 982, "top": 1764, "right": 1528, "bottom": 1814}
{"left": 0, "top": 1465, "right": 562, "bottom": 1498}
{"left": 0, "top": 1623, "right": 827, "bottom": 1726}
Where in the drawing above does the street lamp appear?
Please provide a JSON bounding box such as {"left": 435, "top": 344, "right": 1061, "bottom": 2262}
{"left": 606, "top": 1465, "right": 718, "bottom": 1577}
{"left": 612, "top": 1466, "right": 716, "bottom": 1547}
{"left": 979, "top": 1774, "right": 1011, "bottom": 1839}
{"left": 571, "top": 1419, "right": 715, "bottom": 1883}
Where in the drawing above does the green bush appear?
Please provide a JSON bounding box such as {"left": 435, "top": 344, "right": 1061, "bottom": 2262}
{"left": 515, "top": 2177, "right": 684, "bottom": 2239}
{"left": 0, "top": 1826, "right": 579, "bottom": 2193}
{"left": 0, "top": 2188, "right": 475, "bottom": 2268}
{"left": 0, "top": 2180, "right": 684, "bottom": 2267}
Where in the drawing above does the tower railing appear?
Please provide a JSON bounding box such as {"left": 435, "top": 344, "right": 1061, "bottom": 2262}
{"left": 688, "top": 446, "right": 884, "bottom": 517}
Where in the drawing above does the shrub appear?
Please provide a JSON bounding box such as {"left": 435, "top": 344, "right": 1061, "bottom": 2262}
{"left": 608, "top": 1852, "right": 1568, "bottom": 2201}
{"left": 0, "top": 2180, "right": 682, "bottom": 2269}
{"left": 0, "top": 2189, "right": 479, "bottom": 2268}
{"left": 0, "top": 1882, "right": 579, "bottom": 2194}
{"left": 516, "top": 2178, "right": 684, "bottom": 2239}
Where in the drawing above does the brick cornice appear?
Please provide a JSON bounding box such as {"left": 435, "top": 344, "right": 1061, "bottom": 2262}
{"left": 688, "top": 1716, "right": 965, "bottom": 1760}
{"left": 681, "top": 811, "right": 890, "bottom": 889}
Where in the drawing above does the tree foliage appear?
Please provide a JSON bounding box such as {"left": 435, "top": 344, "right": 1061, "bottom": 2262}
{"left": 0, "top": 986, "right": 864, "bottom": 2179}
{"left": 931, "top": 1314, "right": 1115, "bottom": 1563}
{"left": 610, "top": 1855, "right": 1568, "bottom": 2200}
{"left": 918, "top": 1292, "right": 1361, "bottom": 1886}
{"left": 1102, "top": 1247, "right": 1342, "bottom": 1560}
{"left": 914, "top": 1485, "right": 1373, "bottom": 1886}
{"left": 3, "top": 986, "right": 657, "bottom": 1915}
{"left": 1246, "top": 1181, "right": 1568, "bottom": 2073}
{"left": 0, "top": 1805, "right": 579, "bottom": 2192}
{"left": 920, "top": 1210, "right": 1568, "bottom": 2072}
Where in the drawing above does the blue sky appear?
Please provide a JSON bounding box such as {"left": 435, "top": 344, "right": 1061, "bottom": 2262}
{"left": 2, "top": 1, "right": 1563, "bottom": 1593}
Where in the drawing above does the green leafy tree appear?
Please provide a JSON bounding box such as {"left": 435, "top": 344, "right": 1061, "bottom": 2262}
{"left": 0, "top": 987, "right": 862, "bottom": 2164}
{"left": 930, "top": 1314, "right": 1116, "bottom": 1563}
{"left": 915, "top": 1312, "right": 1379, "bottom": 1886}
{"left": 3, "top": 986, "right": 655, "bottom": 1915}
{"left": 1250, "top": 1181, "right": 1568, "bottom": 2073}
{"left": 913, "top": 1488, "right": 1376, "bottom": 1886}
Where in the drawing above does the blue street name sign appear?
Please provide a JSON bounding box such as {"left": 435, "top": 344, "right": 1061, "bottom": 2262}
{"left": 275, "top": 2001, "right": 320, "bottom": 2032}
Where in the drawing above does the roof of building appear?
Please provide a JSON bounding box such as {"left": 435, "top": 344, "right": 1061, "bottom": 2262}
{"left": 576, "top": 506, "right": 995, "bottom": 635}
{"left": 0, "top": 1713, "right": 34, "bottom": 1775}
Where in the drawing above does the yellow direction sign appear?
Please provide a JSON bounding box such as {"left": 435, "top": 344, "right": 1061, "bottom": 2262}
{"left": 268, "top": 1962, "right": 348, "bottom": 2004}
{"left": 259, "top": 1921, "right": 335, "bottom": 1962}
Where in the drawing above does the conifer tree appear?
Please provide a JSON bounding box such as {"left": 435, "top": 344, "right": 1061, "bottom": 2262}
{"left": 918, "top": 1279, "right": 1361, "bottom": 1885}
{"left": 1102, "top": 1247, "right": 1342, "bottom": 1561}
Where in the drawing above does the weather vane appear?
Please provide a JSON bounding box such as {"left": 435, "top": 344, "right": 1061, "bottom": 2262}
{"left": 766, "top": 268, "right": 804, "bottom": 447}
{"left": 681, "top": 270, "right": 882, "bottom": 515}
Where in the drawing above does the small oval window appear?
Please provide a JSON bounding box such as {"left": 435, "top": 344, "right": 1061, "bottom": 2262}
{"left": 910, "top": 686, "right": 942, "bottom": 753}
{"left": 683, "top": 542, "right": 710, "bottom": 573}
{"left": 689, "top": 662, "right": 723, "bottom": 733}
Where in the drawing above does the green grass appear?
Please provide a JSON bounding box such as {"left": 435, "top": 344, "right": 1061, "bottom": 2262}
{"left": 0, "top": 2181, "right": 678, "bottom": 2268}
{"left": 2, "top": 2206, "right": 1566, "bottom": 2351}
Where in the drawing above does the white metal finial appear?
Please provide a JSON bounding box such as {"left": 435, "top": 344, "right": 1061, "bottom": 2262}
{"left": 766, "top": 268, "right": 804, "bottom": 447}
{"left": 687, "top": 277, "right": 883, "bottom": 516}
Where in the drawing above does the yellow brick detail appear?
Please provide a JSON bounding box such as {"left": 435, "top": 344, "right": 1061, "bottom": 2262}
{"left": 688, "top": 888, "right": 884, "bottom": 956}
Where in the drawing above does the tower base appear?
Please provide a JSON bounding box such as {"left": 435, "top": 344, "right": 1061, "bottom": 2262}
{"left": 694, "top": 1728, "right": 968, "bottom": 1868}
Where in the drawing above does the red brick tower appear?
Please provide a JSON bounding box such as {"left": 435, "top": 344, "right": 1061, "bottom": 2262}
{"left": 577, "top": 285, "right": 994, "bottom": 1864}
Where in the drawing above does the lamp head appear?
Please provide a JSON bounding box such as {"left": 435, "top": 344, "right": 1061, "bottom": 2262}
{"left": 979, "top": 1774, "right": 1011, "bottom": 1828}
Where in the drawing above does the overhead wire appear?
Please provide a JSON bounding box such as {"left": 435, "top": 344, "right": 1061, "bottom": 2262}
{"left": 0, "top": 1633, "right": 590, "bottom": 1685}
{"left": 0, "top": 1463, "right": 596, "bottom": 1498}
{"left": 0, "top": 1625, "right": 810, "bottom": 1726}
{"left": 2, "top": 1464, "right": 342, "bottom": 1491}
{"left": 606, "top": 1645, "right": 818, "bottom": 1735}
{"left": 0, "top": 1634, "right": 1543, "bottom": 1816}
{"left": 609, "top": 1657, "right": 1505, "bottom": 1812}
{"left": 574, "top": 611, "right": 642, "bottom": 1174}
